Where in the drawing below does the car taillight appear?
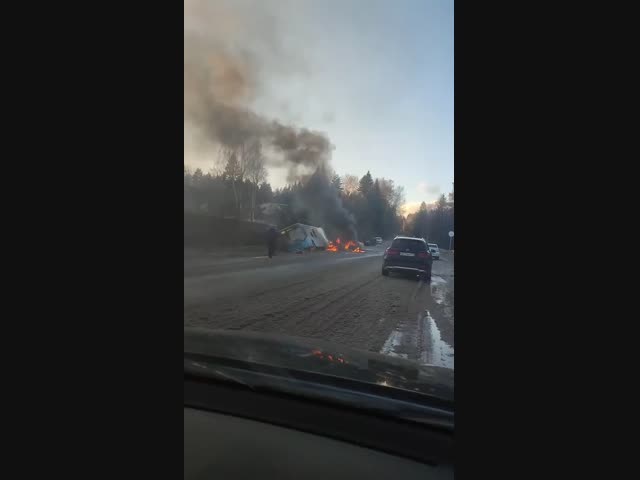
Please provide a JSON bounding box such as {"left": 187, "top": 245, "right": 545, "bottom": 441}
{"left": 417, "top": 251, "right": 430, "bottom": 259}
{"left": 386, "top": 248, "right": 400, "bottom": 256}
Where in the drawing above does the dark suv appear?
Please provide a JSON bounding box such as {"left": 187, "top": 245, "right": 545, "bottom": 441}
{"left": 382, "top": 236, "right": 432, "bottom": 280}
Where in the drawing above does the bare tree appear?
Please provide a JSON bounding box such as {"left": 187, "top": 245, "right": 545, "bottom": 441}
{"left": 244, "top": 139, "right": 267, "bottom": 221}
{"left": 391, "top": 185, "right": 405, "bottom": 214}
{"left": 342, "top": 174, "right": 359, "bottom": 196}
{"left": 220, "top": 146, "right": 242, "bottom": 214}
{"left": 377, "top": 178, "right": 395, "bottom": 203}
{"left": 376, "top": 178, "right": 405, "bottom": 214}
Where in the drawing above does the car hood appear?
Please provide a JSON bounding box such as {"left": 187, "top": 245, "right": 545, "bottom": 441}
{"left": 184, "top": 327, "right": 453, "bottom": 403}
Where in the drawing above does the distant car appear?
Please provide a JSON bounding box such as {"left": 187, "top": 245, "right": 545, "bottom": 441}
{"left": 382, "top": 236, "right": 432, "bottom": 281}
{"left": 427, "top": 243, "right": 440, "bottom": 260}
{"left": 375, "top": 237, "right": 383, "bottom": 245}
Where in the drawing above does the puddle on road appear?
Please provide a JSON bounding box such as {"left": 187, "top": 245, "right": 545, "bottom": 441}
{"left": 379, "top": 311, "right": 454, "bottom": 369}
{"left": 380, "top": 330, "right": 409, "bottom": 359}
{"left": 429, "top": 274, "right": 454, "bottom": 321}
{"left": 429, "top": 275, "right": 448, "bottom": 305}
{"left": 378, "top": 270, "right": 454, "bottom": 368}
{"left": 431, "top": 284, "right": 446, "bottom": 305}
{"left": 421, "top": 311, "right": 454, "bottom": 369}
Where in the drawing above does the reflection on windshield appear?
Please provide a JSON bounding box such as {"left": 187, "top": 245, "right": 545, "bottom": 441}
{"left": 185, "top": 328, "right": 453, "bottom": 404}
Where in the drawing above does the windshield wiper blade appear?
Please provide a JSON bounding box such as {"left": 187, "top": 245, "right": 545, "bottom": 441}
{"left": 185, "top": 358, "right": 256, "bottom": 391}
{"left": 184, "top": 355, "right": 453, "bottom": 430}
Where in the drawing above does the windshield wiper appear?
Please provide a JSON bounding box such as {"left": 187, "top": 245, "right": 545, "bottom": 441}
{"left": 184, "top": 354, "right": 453, "bottom": 430}
{"left": 185, "top": 358, "right": 256, "bottom": 390}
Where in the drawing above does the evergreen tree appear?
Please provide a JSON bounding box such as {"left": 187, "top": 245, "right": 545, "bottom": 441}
{"left": 358, "top": 171, "right": 374, "bottom": 196}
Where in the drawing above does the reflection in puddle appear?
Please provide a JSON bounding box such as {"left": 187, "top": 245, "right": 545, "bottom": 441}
{"left": 379, "top": 312, "right": 454, "bottom": 369}
{"left": 431, "top": 284, "right": 446, "bottom": 305}
{"left": 422, "top": 311, "right": 454, "bottom": 369}
{"left": 430, "top": 275, "right": 454, "bottom": 319}
{"left": 430, "top": 275, "right": 448, "bottom": 306}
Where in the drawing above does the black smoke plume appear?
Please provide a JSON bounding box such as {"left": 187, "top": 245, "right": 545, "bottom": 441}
{"left": 184, "top": 0, "right": 356, "bottom": 237}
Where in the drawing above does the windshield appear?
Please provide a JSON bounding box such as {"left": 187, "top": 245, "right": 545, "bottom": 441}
{"left": 184, "top": 0, "right": 454, "bottom": 406}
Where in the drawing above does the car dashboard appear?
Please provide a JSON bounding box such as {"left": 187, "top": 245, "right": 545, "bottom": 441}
{"left": 185, "top": 407, "right": 453, "bottom": 480}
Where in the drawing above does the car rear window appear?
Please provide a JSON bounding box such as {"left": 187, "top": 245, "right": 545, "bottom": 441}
{"left": 391, "top": 239, "right": 427, "bottom": 252}
{"left": 428, "top": 244, "right": 438, "bottom": 248}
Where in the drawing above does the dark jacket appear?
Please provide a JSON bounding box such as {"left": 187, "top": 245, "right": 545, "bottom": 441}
{"left": 267, "top": 227, "right": 279, "bottom": 244}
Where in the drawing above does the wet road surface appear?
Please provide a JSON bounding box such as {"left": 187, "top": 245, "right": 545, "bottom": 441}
{"left": 184, "top": 245, "right": 454, "bottom": 368}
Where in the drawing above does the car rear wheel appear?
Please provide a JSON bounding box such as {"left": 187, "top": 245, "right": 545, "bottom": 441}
{"left": 382, "top": 267, "right": 389, "bottom": 276}
{"left": 421, "top": 271, "right": 431, "bottom": 282}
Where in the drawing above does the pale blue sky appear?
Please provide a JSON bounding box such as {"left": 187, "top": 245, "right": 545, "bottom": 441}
{"left": 186, "top": 0, "right": 454, "bottom": 212}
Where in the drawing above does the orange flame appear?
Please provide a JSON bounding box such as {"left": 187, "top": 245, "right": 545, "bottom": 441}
{"left": 326, "top": 238, "right": 364, "bottom": 253}
{"left": 344, "top": 240, "right": 365, "bottom": 253}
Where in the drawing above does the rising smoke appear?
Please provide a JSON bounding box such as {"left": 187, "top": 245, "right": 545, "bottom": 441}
{"left": 184, "top": 0, "right": 356, "bottom": 237}
{"left": 185, "top": 0, "right": 333, "bottom": 178}
{"left": 303, "top": 169, "right": 358, "bottom": 240}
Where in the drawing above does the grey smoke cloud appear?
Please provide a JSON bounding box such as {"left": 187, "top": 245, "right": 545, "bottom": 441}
{"left": 184, "top": 0, "right": 333, "bottom": 180}
{"left": 184, "top": 0, "right": 354, "bottom": 235}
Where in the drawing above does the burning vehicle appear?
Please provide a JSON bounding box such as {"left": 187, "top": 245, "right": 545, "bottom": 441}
{"left": 280, "top": 223, "right": 330, "bottom": 252}
{"left": 278, "top": 224, "right": 365, "bottom": 254}
{"left": 326, "top": 237, "right": 365, "bottom": 253}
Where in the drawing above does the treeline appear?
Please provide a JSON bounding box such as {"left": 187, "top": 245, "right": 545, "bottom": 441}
{"left": 184, "top": 163, "right": 453, "bottom": 245}
{"left": 184, "top": 166, "right": 274, "bottom": 220}
{"left": 272, "top": 170, "right": 405, "bottom": 241}
{"left": 403, "top": 194, "right": 454, "bottom": 249}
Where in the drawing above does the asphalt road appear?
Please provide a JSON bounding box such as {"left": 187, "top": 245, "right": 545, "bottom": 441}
{"left": 184, "top": 245, "right": 454, "bottom": 368}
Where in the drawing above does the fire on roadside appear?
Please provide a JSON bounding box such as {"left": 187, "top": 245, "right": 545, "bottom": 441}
{"left": 326, "top": 237, "right": 365, "bottom": 253}
{"left": 343, "top": 240, "right": 365, "bottom": 252}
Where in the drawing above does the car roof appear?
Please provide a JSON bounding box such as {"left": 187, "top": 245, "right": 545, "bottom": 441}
{"left": 428, "top": 243, "right": 438, "bottom": 246}
{"left": 393, "top": 236, "right": 425, "bottom": 241}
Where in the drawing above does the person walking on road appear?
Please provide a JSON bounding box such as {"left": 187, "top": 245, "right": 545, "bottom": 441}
{"left": 267, "top": 226, "right": 278, "bottom": 259}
